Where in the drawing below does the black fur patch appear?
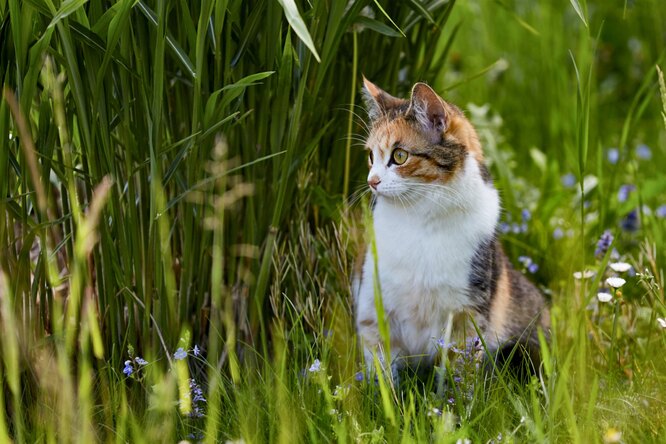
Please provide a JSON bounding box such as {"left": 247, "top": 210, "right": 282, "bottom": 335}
{"left": 478, "top": 163, "right": 493, "bottom": 183}
{"left": 467, "top": 236, "right": 502, "bottom": 317}
{"left": 411, "top": 140, "right": 466, "bottom": 173}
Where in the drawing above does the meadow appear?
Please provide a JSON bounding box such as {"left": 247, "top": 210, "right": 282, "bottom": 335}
{"left": 1, "top": 0, "right": 666, "bottom": 442}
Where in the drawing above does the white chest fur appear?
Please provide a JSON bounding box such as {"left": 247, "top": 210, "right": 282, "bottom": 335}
{"left": 355, "top": 157, "right": 500, "bottom": 359}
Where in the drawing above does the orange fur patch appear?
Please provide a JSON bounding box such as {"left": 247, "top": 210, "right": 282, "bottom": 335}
{"left": 488, "top": 260, "right": 512, "bottom": 344}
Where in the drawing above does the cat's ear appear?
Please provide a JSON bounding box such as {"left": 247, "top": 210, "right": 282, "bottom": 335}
{"left": 408, "top": 82, "right": 448, "bottom": 139}
{"left": 362, "top": 76, "right": 404, "bottom": 122}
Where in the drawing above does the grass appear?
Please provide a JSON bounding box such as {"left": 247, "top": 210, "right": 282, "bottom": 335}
{"left": 1, "top": 0, "right": 666, "bottom": 442}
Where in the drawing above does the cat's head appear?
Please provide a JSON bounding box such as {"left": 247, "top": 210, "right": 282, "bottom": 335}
{"left": 362, "top": 78, "right": 488, "bottom": 203}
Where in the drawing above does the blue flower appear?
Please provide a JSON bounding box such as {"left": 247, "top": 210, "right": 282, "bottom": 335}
{"left": 553, "top": 227, "right": 564, "bottom": 240}
{"left": 621, "top": 209, "right": 639, "bottom": 232}
{"left": 135, "top": 357, "right": 148, "bottom": 366}
{"left": 308, "top": 359, "right": 322, "bottom": 373}
{"left": 193, "top": 345, "right": 201, "bottom": 357}
{"left": 528, "top": 263, "right": 539, "bottom": 274}
{"left": 499, "top": 222, "right": 511, "bottom": 234}
{"left": 618, "top": 184, "right": 635, "bottom": 203}
{"left": 656, "top": 205, "right": 666, "bottom": 218}
{"left": 521, "top": 209, "right": 531, "bottom": 222}
{"left": 354, "top": 371, "right": 365, "bottom": 382}
{"left": 595, "top": 230, "right": 614, "bottom": 257}
{"left": 174, "top": 347, "right": 187, "bottom": 360}
{"left": 561, "top": 173, "right": 576, "bottom": 188}
{"left": 122, "top": 360, "right": 134, "bottom": 376}
{"left": 635, "top": 144, "right": 652, "bottom": 160}
{"left": 606, "top": 147, "right": 619, "bottom": 164}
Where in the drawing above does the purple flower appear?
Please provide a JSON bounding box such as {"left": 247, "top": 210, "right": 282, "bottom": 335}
{"left": 135, "top": 357, "right": 148, "bottom": 366}
{"left": 521, "top": 209, "right": 531, "bottom": 222}
{"left": 606, "top": 147, "right": 619, "bottom": 164}
{"left": 553, "top": 227, "right": 564, "bottom": 240}
{"left": 354, "top": 371, "right": 365, "bottom": 382}
{"left": 528, "top": 263, "right": 539, "bottom": 274}
{"left": 635, "top": 144, "right": 652, "bottom": 160}
{"left": 618, "top": 184, "right": 635, "bottom": 203}
{"left": 595, "top": 230, "right": 614, "bottom": 257}
{"left": 174, "top": 347, "right": 187, "bottom": 360}
{"left": 621, "top": 209, "right": 639, "bottom": 232}
{"left": 308, "top": 359, "right": 322, "bottom": 373}
{"left": 561, "top": 173, "right": 576, "bottom": 188}
{"left": 656, "top": 205, "right": 666, "bottom": 218}
{"left": 499, "top": 222, "right": 511, "bottom": 234}
{"left": 122, "top": 360, "right": 133, "bottom": 376}
{"left": 193, "top": 345, "right": 201, "bottom": 357}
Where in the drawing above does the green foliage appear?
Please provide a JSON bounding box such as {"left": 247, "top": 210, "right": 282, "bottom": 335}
{"left": 1, "top": 0, "right": 665, "bottom": 442}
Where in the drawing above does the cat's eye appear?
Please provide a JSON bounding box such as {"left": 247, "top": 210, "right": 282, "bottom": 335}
{"left": 368, "top": 151, "right": 374, "bottom": 164}
{"left": 392, "top": 148, "right": 408, "bottom": 165}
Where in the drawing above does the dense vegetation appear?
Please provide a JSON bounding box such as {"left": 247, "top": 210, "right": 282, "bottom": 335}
{"left": 1, "top": 0, "right": 665, "bottom": 441}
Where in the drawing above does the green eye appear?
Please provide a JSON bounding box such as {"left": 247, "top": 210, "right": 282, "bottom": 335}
{"left": 392, "top": 148, "right": 408, "bottom": 165}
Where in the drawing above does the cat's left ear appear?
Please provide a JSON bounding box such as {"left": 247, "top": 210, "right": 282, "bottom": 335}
{"left": 408, "top": 83, "right": 449, "bottom": 140}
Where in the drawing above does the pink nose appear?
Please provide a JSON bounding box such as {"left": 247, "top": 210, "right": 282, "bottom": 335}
{"left": 368, "top": 176, "right": 381, "bottom": 190}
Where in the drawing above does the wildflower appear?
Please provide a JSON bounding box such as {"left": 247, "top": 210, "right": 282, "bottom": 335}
{"left": 595, "top": 230, "right": 614, "bottom": 257}
{"left": 617, "top": 184, "right": 635, "bottom": 203}
{"left": 174, "top": 347, "right": 187, "bottom": 360}
{"left": 561, "top": 173, "right": 576, "bottom": 188}
{"left": 187, "top": 378, "right": 206, "bottom": 418}
{"left": 609, "top": 262, "right": 632, "bottom": 273}
{"left": 308, "top": 359, "right": 322, "bottom": 373}
{"left": 620, "top": 209, "right": 640, "bottom": 232}
{"left": 135, "top": 357, "right": 148, "bottom": 366}
{"left": 521, "top": 209, "right": 531, "bottom": 222}
{"left": 606, "top": 147, "right": 619, "bottom": 164}
{"left": 447, "top": 397, "right": 455, "bottom": 405}
{"left": 518, "top": 255, "right": 531, "bottom": 266}
{"left": 656, "top": 318, "right": 666, "bottom": 329}
{"left": 122, "top": 360, "right": 134, "bottom": 376}
{"left": 193, "top": 345, "right": 201, "bottom": 357}
{"left": 656, "top": 205, "right": 666, "bottom": 218}
{"left": 597, "top": 291, "right": 613, "bottom": 303}
{"left": 190, "top": 378, "right": 206, "bottom": 403}
{"left": 427, "top": 407, "right": 442, "bottom": 417}
{"left": 553, "top": 227, "right": 564, "bottom": 240}
{"left": 606, "top": 277, "right": 626, "bottom": 288}
{"left": 603, "top": 427, "right": 622, "bottom": 443}
{"left": 499, "top": 222, "right": 511, "bottom": 233}
{"left": 512, "top": 223, "right": 522, "bottom": 234}
{"left": 635, "top": 144, "right": 652, "bottom": 160}
{"left": 354, "top": 371, "right": 365, "bottom": 382}
{"left": 573, "top": 270, "right": 595, "bottom": 279}
{"left": 518, "top": 255, "right": 538, "bottom": 273}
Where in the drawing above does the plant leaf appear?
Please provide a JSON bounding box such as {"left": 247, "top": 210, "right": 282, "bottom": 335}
{"left": 276, "top": 0, "right": 321, "bottom": 63}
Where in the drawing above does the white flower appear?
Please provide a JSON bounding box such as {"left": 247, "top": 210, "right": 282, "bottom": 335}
{"left": 573, "top": 270, "right": 595, "bottom": 279}
{"left": 605, "top": 277, "right": 626, "bottom": 288}
{"left": 609, "top": 262, "right": 632, "bottom": 273}
{"left": 657, "top": 318, "right": 666, "bottom": 329}
{"left": 308, "top": 359, "right": 322, "bottom": 373}
{"left": 597, "top": 292, "right": 613, "bottom": 303}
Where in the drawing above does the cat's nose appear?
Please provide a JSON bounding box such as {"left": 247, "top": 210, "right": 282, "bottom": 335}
{"left": 368, "top": 176, "right": 381, "bottom": 190}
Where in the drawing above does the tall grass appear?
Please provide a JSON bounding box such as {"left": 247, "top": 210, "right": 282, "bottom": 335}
{"left": 1, "top": 0, "right": 665, "bottom": 441}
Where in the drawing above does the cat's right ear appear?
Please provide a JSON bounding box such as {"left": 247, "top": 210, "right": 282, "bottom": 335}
{"left": 362, "top": 76, "right": 403, "bottom": 122}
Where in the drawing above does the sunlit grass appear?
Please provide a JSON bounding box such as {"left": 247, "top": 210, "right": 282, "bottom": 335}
{"left": 1, "top": 0, "right": 666, "bottom": 442}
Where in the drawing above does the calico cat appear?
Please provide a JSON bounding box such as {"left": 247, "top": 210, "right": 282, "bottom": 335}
{"left": 353, "top": 78, "right": 549, "bottom": 377}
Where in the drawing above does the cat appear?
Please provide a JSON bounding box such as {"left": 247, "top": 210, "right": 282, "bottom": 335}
{"left": 353, "top": 78, "right": 549, "bottom": 379}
